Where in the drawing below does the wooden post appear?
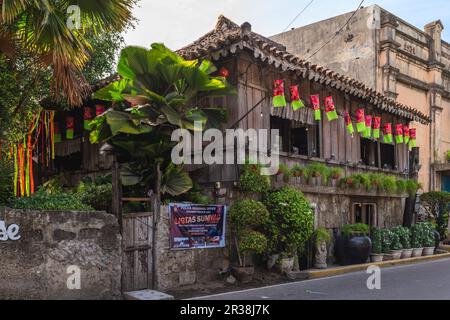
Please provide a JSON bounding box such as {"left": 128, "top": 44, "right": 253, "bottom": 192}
{"left": 111, "top": 157, "right": 123, "bottom": 232}
{"left": 152, "top": 162, "right": 161, "bottom": 290}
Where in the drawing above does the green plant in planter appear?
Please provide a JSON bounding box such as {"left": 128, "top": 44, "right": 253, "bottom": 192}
{"left": 368, "top": 173, "right": 384, "bottom": 192}
{"left": 329, "top": 167, "right": 344, "bottom": 181}
{"left": 381, "top": 175, "right": 397, "bottom": 193}
{"left": 405, "top": 179, "right": 421, "bottom": 197}
{"left": 305, "top": 162, "right": 328, "bottom": 183}
{"left": 410, "top": 224, "right": 424, "bottom": 248}
{"left": 238, "top": 163, "right": 271, "bottom": 194}
{"left": 421, "top": 222, "right": 436, "bottom": 248}
{"left": 381, "top": 229, "right": 393, "bottom": 254}
{"left": 370, "top": 227, "right": 383, "bottom": 254}
{"left": 446, "top": 150, "right": 450, "bottom": 162}
{"left": 315, "top": 227, "right": 331, "bottom": 246}
{"left": 356, "top": 174, "right": 372, "bottom": 191}
{"left": 338, "top": 176, "right": 360, "bottom": 189}
{"left": 229, "top": 199, "right": 270, "bottom": 267}
{"left": 291, "top": 164, "right": 304, "bottom": 179}
{"left": 389, "top": 229, "right": 403, "bottom": 251}
{"left": 341, "top": 223, "right": 369, "bottom": 238}
{"left": 277, "top": 163, "right": 292, "bottom": 183}
{"left": 392, "top": 226, "right": 411, "bottom": 249}
{"left": 395, "top": 179, "right": 407, "bottom": 194}
{"left": 264, "top": 187, "right": 314, "bottom": 257}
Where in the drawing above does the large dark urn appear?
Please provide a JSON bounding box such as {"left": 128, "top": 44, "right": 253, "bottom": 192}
{"left": 335, "top": 234, "right": 372, "bottom": 265}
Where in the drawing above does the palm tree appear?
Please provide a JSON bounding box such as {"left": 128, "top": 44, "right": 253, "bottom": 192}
{"left": 0, "top": 0, "right": 136, "bottom": 106}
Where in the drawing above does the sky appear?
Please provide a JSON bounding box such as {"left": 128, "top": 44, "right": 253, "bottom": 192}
{"left": 123, "top": 0, "right": 450, "bottom": 50}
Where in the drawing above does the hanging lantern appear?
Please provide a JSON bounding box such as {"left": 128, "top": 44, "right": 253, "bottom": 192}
{"left": 310, "top": 95, "right": 321, "bottom": 120}
{"left": 373, "top": 117, "right": 381, "bottom": 139}
{"left": 95, "top": 104, "right": 106, "bottom": 116}
{"left": 83, "top": 107, "right": 93, "bottom": 130}
{"left": 345, "top": 112, "right": 354, "bottom": 136}
{"left": 290, "top": 85, "right": 305, "bottom": 110}
{"left": 403, "top": 124, "right": 410, "bottom": 145}
{"left": 324, "top": 96, "right": 338, "bottom": 121}
{"left": 218, "top": 67, "right": 229, "bottom": 78}
{"left": 409, "top": 128, "right": 417, "bottom": 150}
{"left": 394, "top": 124, "right": 404, "bottom": 144}
{"left": 66, "top": 116, "right": 74, "bottom": 140}
{"left": 382, "top": 123, "right": 393, "bottom": 144}
{"left": 273, "top": 80, "right": 286, "bottom": 107}
{"left": 363, "top": 115, "right": 372, "bottom": 138}
{"left": 356, "top": 109, "right": 366, "bottom": 133}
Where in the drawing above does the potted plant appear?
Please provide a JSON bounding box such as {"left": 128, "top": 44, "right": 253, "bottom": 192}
{"left": 264, "top": 187, "right": 314, "bottom": 274}
{"left": 314, "top": 227, "right": 332, "bottom": 269}
{"left": 328, "top": 167, "right": 344, "bottom": 187}
{"left": 381, "top": 228, "right": 393, "bottom": 260}
{"left": 392, "top": 226, "right": 413, "bottom": 258}
{"left": 238, "top": 163, "right": 271, "bottom": 195}
{"left": 370, "top": 227, "right": 384, "bottom": 262}
{"left": 446, "top": 150, "right": 450, "bottom": 163}
{"left": 381, "top": 175, "right": 397, "bottom": 194}
{"left": 389, "top": 228, "right": 403, "bottom": 260}
{"left": 411, "top": 223, "right": 424, "bottom": 257}
{"left": 277, "top": 163, "right": 292, "bottom": 183}
{"left": 335, "top": 223, "right": 371, "bottom": 265}
{"left": 291, "top": 164, "right": 304, "bottom": 184}
{"left": 306, "top": 162, "right": 327, "bottom": 186}
{"left": 422, "top": 223, "right": 436, "bottom": 256}
{"left": 229, "top": 199, "right": 270, "bottom": 282}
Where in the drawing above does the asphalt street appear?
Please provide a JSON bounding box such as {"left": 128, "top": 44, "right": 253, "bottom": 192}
{"left": 191, "top": 258, "right": 450, "bottom": 300}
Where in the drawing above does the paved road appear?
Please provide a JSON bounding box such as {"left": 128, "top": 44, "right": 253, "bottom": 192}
{"left": 191, "top": 258, "right": 450, "bottom": 300}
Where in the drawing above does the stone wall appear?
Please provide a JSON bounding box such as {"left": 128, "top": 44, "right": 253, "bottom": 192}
{"left": 0, "top": 208, "right": 121, "bottom": 300}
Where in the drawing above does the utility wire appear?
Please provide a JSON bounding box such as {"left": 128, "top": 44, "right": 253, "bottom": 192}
{"left": 282, "top": 0, "right": 316, "bottom": 32}
{"left": 305, "top": 0, "right": 365, "bottom": 61}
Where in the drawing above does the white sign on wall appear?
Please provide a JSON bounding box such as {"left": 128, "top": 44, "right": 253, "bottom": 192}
{"left": 0, "top": 220, "right": 21, "bottom": 241}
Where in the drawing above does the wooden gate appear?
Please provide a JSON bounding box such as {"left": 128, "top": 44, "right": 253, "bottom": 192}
{"left": 121, "top": 212, "right": 154, "bottom": 291}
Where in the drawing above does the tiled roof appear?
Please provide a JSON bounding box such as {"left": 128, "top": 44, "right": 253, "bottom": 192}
{"left": 177, "top": 15, "right": 431, "bottom": 124}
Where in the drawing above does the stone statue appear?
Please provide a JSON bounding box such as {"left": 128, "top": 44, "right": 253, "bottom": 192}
{"left": 314, "top": 240, "right": 328, "bottom": 269}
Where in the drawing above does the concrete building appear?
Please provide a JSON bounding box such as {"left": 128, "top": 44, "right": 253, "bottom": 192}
{"left": 271, "top": 4, "right": 450, "bottom": 192}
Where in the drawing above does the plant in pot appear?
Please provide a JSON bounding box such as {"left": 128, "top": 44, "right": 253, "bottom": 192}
{"left": 370, "top": 227, "right": 384, "bottom": 262}
{"left": 328, "top": 167, "right": 344, "bottom": 187}
{"left": 381, "top": 175, "right": 397, "bottom": 194}
{"left": 381, "top": 228, "right": 393, "bottom": 260}
{"left": 389, "top": 228, "right": 403, "bottom": 260}
{"left": 422, "top": 222, "right": 436, "bottom": 256}
{"left": 291, "top": 164, "right": 305, "bottom": 185}
{"left": 335, "top": 223, "right": 371, "bottom": 265}
{"left": 392, "top": 226, "right": 413, "bottom": 258}
{"left": 229, "top": 199, "right": 270, "bottom": 282}
{"left": 410, "top": 223, "right": 424, "bottom": 257}
{"left": 238, "top": 163, "right": 271, "bottom": 195}
{"left": 446, "top": 150, "right": 450, "bottom": 163}
{"left": 338, "top": 175, "right": 360, "bottom": 190}
{"left": 395, "top": 179, "right": 407, "bottom": 195}
{"left": 305, "top": 162, "right": 327, "bottom": 186}
{"left": 314, "top": 227, "right": 332, "bottom": 269}
{"left": 264, "top": 187, "right": 314, "bottom": 274}
{"left": 277, "top": 163, "right": 292, "bottom": 183}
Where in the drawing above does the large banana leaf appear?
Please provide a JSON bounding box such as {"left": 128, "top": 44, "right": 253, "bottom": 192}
{"left": 160, "top": 164, "right": 193, "bottom": 196}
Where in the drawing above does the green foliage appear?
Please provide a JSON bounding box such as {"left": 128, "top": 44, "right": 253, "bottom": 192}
{"left": 0, "top": 157, "right": 14, "bottom": 205}
{"left": 411, "top": 223, "right": 424, "bottom": 248}
{"left": 421, "top": 222, "right": 436, "bottom": 247}
{"left": 341, "top": 223, "right": 369, "bottom": 238}
{"left": 76, "top": 176, "right": 112, "bottom": 212}
{"left": 389, "top": 229, "right": 403, "bottom": 250}
{"left": 229, "top": 200, "right": 270, "bottom": 234}
{"left": 420, "top": 191, "right": 450, "bottom": 239}
{"left": 370, "top": 227, "right": 383, "bottom": 254}
{"left": 315, "top": 227, "right": 331, "bottom": 246}
{"left": 264, "top": 187, "right": 314, "bottom": 256}
{"left": 9, "top": 189, "right": 93, "bottom": 211}
{"left": 238, "top": 163, "right": 271, "bottom": 194}
{"left": 277, "top": 163, "right": 292, "bottom": 183}
{"left": 42, "top": 175, "right": 66, "bottom": 194}
{"left": 446, "top": 150, "right": 450, "bottom": 162}
{"left": 173, "top": 183, "right": 212, "bottom": 205}
{"left": 381, "top": 229, "right": 393, "bottom": 254}
{"left": 291, "top": 164, "right": 305, "bottom": 178}
{"left": 305, "top": 162, "right": 328, "bottom": 180}
{"left": 396, "top": 179, "right": 407, "bottom": 194}
{"left": 355, "top": 173, "right": 372, "bottom": 191}
{"left": 392, "top": 226, "right": 411, "bottom": 249}
{"left": 239, "top": 231, "right": 268, "bottom": 256}
{"left": 406, "top": 179, "right": 421, "bottom": 197}
{"left": 329, "top": 167, "right": 344, "bottom": 180}
{"left": 381, "top": 175, "right": 397, "bottom": 193}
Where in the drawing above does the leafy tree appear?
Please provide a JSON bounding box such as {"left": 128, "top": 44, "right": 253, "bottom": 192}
{"left": 420, "top": 191, "right": 450, "bottom": 240}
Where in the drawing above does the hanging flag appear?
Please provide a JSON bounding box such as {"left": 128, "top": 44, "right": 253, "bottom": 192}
{"left": 324, "top": 96, "right": 338, "bottom": 121}
{"left": 403, "top": 124, "right": 410, "bottom": 145}
{"left": 95, "top": 104, "right": 106, "bottom": 116}
{"left": 394, "top": 124, "right": 404, "bottom": 144}
{"left": 409, "top": 128, "right": 417, "bottom": 150}
{"left": 310, "top": 95, "right": 321, "bottom": 120}
{"left": 83, "top": 107, "right": 93, "bottom": 130}
{"left": 345, "top": 112, "right": 354, "bottom": 136}
{"left": 273, "top": 80, "right": 286, "bottom": 107}
{"left": 383, "top": 123, "right": 393, "bottom": 144}
{"left": 290, "top": 85, "right": 305, "bottom": 110}
{"left": 373, "top": 117, "right": 381, "bottom": 139}
{"left": 356, "top": 109, "right": 366, "bottom": 133}
{"left": 218, "top": 67, "right": 229, "bottom": 78}
{"left": 363, "top": 115, "right": 373, "bottom": 138}
{"left": 66, "top": 117, "right": 74, "bottom": 140}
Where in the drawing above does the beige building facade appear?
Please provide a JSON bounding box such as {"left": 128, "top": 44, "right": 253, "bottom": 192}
{"left": 271, "top": 4, "right": 450, "bottom": 192}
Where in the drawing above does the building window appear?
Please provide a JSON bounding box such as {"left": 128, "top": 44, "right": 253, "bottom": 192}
{"left": 380, "top": 143, "right": 395, "bottom": 170}
{"left": 360, "top": 138, "right": 378, "bottom": 167}
{"left": 350, "top": 203, "right": 377, "bottom": 228}
{"left": 270, "top": 116, "right": 320, "bottom": 157}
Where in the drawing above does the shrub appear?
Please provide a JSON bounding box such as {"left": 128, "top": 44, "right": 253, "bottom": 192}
{"left": 341, "top": 223, "right": 369, "bottom": 238}
{"left": 420, "top": 191, "right": 450, "bottom": 240}
{"left": 238, "top": 163, "right": 271, "bottom": 194}
{"left": 264, "top": 187, "right": 314, "bottom": 256}
{"left": 370, "top": 227, "right": 383, "bottom": 254}
{"left": 291, "top": 164, "right": 304, "bottom": 178}
{"left": 356, "top": 174, "right": 371, "bottom": 191}
{"left": 305, "top": 162, "right": 328, "bottom": 181}
{"left": 0, "top": 157, "right": 13, "bottom": 205}
{"left": 329, "top": 167, "right": 344, "bottom": 180}
{"left": 422, "top": 222, "right": 436, "bottom": 247}
{"left": 446, "top": 150, "right": 450, "bottom": 162}
{"left": 395, "top": 179, "right": 406, "bottom": 194}
{"left": 239, "top": 231, "right": 268, "bottom": 256}
{"left": 389, "top": 228, "right": 403, "bottom": 250}
{"left": 368, "top": 173, "right": 383, "bottom": 191}
{"left": 315, "top": 227, "right": 331, "bottom": 246}
{"left": 381, "top": 228, "right": 393, "bottom": 254}
{"left": 405, "top": 179, "right": 421, "bottom": 197}
{"left": 277, "top": 163, "right": 292, "bottom": 183}
{"left": 229, "top": 199, "right": 270, "bottom": 233}
{"left": 410, "top": 223, "right": 424, "bottom": 248}
{"left": 392, "top": 226, "right": 411, "bottom": 249}
{"left": 381, "top": 175, "right": 397, "bottom": 193}
{"left": 338, "top": 176, "right": 360, "bottom": 189}
{"left": 77, "top": 179, "right": 112, "bottom": 212}
{"left": 9, "top": 188, "right": 93, "bottom": 211}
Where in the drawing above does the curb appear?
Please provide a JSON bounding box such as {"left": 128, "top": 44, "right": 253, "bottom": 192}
{"left": 305, "top": 249, "right": 450, "bottom": 280}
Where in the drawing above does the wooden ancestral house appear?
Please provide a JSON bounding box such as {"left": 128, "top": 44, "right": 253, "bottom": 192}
{"left": 47, "top": 16, "right": 430, "bottom": 232}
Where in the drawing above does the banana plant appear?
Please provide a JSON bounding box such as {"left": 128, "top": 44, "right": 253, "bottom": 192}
{"left": 89, "top": 43, "right": 235, "bottom": 196}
